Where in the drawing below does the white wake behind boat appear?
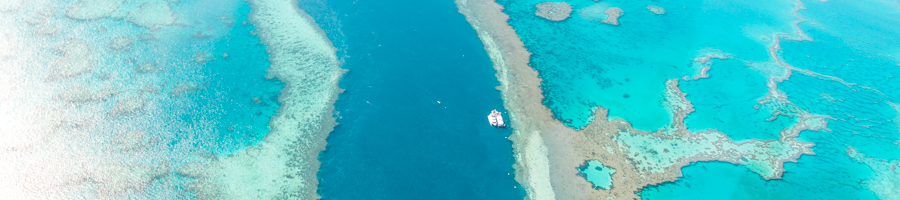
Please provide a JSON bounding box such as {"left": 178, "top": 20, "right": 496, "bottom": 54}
{"left": 488, "top": 109, "right": 506, "bottom": 128}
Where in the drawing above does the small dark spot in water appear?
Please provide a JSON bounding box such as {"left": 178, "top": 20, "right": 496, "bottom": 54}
{"left": 624, "top": 78, "right": 630, "bottom": 82}
{"left": 618, "top": 82, "right": 622, "bottom": 85}
{"left": 286, "top": 175, "right": 294, "bottom": 179}
{"left": 623, "top": 94, "right": 630, "bottom": 98}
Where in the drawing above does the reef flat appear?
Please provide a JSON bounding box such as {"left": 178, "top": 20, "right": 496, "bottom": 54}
{"left": 456, "top": 0, "right": 827, "bottom": 199}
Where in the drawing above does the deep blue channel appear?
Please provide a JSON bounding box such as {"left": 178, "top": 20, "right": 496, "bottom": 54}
{"left": 299, "top": 0, "right": 526, "bottom": 199}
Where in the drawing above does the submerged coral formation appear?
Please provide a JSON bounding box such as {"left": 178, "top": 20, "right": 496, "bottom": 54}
{"left": 54, "top": 87, "right": 118, "bottom": 103}
{"left": 646, "top": 5, "right": 665, "bottom": 14}
{"left": 89, "top": 163, "right": 169, "bottom": 196}
{"left": 127, "top": 2, "right": 177, "bottom": 30}
{"left": 111, "top": 130, "right": 148, "bottom": 151}
{"left": 108, "top": 37, "right": 133, "bottom": 51}
{"left": 0, "top": 0, "right": 24, "bottom": 12}
{"left": 108, "top": 96, "right": 146, "bottom": 117}
{"left": 65, "top": 0, "right": 126, "bottom": 20}
{"left": 134, "top": 62, "right": 160, "bottom": 73}
{"left": 456, "top": 0, "right": 827, "bottom": 199}
{"left": 534, "top": 2, "right": 572, "bottom": 21}
{"left": 846, "top": 147, "right": 900, "bottom": 200}
{"left": 182, "top": 0, "right": 344, "bottom": 199}
{"left": 46, "top": 40, "right": 93, "bottom": 82}
{"left": 602, "top": 7, "right": 623, "bottom": 25}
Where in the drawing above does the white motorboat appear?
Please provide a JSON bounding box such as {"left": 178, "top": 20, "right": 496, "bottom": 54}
{"left": 488, "top": 109, "right": 506, "bottom": 127}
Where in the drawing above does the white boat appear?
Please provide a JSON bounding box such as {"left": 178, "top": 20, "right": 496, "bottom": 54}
{"left": 488, "top": 109, "right": 506, "bottom": 127}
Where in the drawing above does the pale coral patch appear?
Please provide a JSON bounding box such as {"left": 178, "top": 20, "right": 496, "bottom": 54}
{"left": 127, "top": 2, "right": 178, "bottom": 30}
{"left": 65, "top": 0, "right": 126, "bottom": 20}
{"left": 46, "top": 40, "right": 93, "bottom": 82}
{"left": 535, "top": 2, "right": 572, "bottom": 21}
{"left": 0, "top": 0, "right": 24, "bottom": 13}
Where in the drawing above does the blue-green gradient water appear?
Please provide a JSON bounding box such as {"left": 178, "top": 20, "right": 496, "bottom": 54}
{"left": 498, "top": 0, "right": 796, "bottom": 131}
{"left": 173, "top": 3, "right": 283, "bottom": 157}
{"left": 497, "top": 0, "right": 900, "bottom": 199}
{"left": 299, "top": 0, "right": 525, "bottom": 199}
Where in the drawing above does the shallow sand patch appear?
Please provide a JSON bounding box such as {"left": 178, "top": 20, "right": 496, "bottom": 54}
{"left": 46, "top": 40, "right": 92, "bottom": 82}
{"left": 65, "top": 0, "right": 126, "bottom": 20}
{"left": 535, "top": 2, "right": 572, "bottom": 21}
{"left": 127, "top": 2, "right": 177, "bottom": 30}
{"left": 0, "top": 33, "right": 12, "bottom": 59}
{"left": 0, "top": 107, "right": 65, "bottom": 150}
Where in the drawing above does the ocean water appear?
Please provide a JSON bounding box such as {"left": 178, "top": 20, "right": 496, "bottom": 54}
{"left": 299, "top": 0, "right": 525, "bottom": 199}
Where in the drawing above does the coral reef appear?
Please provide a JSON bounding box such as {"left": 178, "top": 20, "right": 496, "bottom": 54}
{"left": 534, "top": 2, "right": 572, "bottom": 21}
{"left": 456, "top": 0, "right": 822, "bottom": 199}
{"left": 108, "top": 37, "right": 133, "bottom": 51}
{"left": 846, "top": 147, "right": 900, "bottom": 200}
{"left": 602, "top": 7, "right": 623, "bottom": 25}
{"left": 46, "top": 40, "right": 93, "bottom": 82}
{"left": 127, "top": 2, "right": 177, "bottom": 30}
{"left": 0, "top": 0, "right": 24, "bottom": 12}
{"left": 65, "top": 0, "right": 126, "bottom": 20}
{"left": 111, "top": 130, "right": 148, "bottom": 151}
{"left": 646, "top": 5, "right": 665, "bottom": 14}
{"left": 54, "top": 87, "right": 118, "bottom": 103}
{"left": 135, "top": 62, "right": 160, "bottom": 73}
{"left": 108, "top": 96, "right": 146, "bottom": 117}
{"left": 89, "top": 163, "right": 169, "bottom": 196}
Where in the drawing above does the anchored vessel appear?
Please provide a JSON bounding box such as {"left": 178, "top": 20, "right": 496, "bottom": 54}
{"left": 488, "top": 109, "right": 506, "bottom": 127}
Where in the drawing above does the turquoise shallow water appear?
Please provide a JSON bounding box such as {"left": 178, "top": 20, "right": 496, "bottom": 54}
{"left": 497, "top": 0, "right": 797, "bottom": 131}
{"left": 579, "top": 160, "right": 616, "bottom": 190}
{"left": 170, "top": 4, "right": 283, "bottom": 156}
{"left": 680, "top": 59, "right": 788, "bottom": 141}
{"left": 640, "top": 0, "right": 900, "bottom": 199}
{"left": 497, "top": 0, "right": 900, "bottom": 198}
